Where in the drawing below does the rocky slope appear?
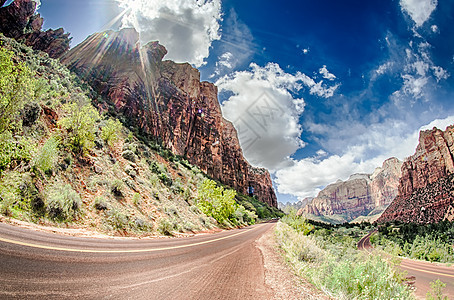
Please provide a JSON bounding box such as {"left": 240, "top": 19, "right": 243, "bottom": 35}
{"left": 0, "top": 0, "right": 71, "bottom": 58}
{"left": 378, "top": 126, "right": 454, "bottom": 223}
{"left": 299, "top": 158, "right": 402, "bottom": 223}
{"left": 278, "top": 198, "right": 313, "bottom": 214}
{"left": 61, "top": 29, "right": 277, "bottom": 207}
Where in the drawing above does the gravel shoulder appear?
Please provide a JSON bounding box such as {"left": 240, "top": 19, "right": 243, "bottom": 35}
{"left": 256, "top": 225, "right": 329, "bottom": 300}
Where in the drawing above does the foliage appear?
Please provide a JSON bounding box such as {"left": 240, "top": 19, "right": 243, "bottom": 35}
{"left": 33, "top": 135, "right": 59, "bottom": 174}
{"left": 373, "top": 221, "right": 454, "bottom": 263}
{"left": 0, "top": 47, "right": 35, "bottom": 133}
{"left": 101, "top": 118, "right": 122, "bottom": 147}
{"left": 426, "top": 279, "right": 449, "bottom": 300}
{"left": 46, "top": 183, "right": 81, "bottom": 221}
{"left": 0, "top": 171, "right": 22, "bottom": 216}
{"left": 0, "top": 131, "right": 32, "bottom": 172}
{"left": 275, "top": 222, "right": 414, "bottom": 300}
{"left": 158, "top": 218, "right": 174, "bottom": 235}
{"left": 106, "top": 208, "right": 128, "bottom": 231}
{"left": 281, "top": 210, "right": 314, "bottom": 235}
{"left": 58, "top": 98, "right": 100, "bottom": 154}
{"left": 197, "top": 179, "right": 240, "bottom": 226}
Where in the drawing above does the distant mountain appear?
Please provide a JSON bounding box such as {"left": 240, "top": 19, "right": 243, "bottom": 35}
{"left": 278, "top": 197, "right": 313, "bottom": 214}
{"left": 61, "top": 29, "right": 277, "bottom": 207}
{"left": 0, "top": 0, "right": 70, "bottom": 58}
{"left": 299, "top": 158, "right": 402, "bottom": 224}
{"left": 378, "top": 125, "right": 454, "bottom": 224}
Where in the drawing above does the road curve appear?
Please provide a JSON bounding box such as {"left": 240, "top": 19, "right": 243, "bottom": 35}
{"left": 358, "top": 232, "right": 454, "bottom": 299}
{"left": 0, "top": 221, "right": 276, "bottom": 299}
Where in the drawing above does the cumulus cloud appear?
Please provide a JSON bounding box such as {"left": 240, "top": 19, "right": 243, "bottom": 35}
{"left": 115, "top": 0, "right": 222, "bottom": 67}
{"left": 400, "top": 0, "right": 438, "bottom": 27}
{"left": 216, "top": 63, "right": 310, "bottom": 171}
{"left": 275, "top": 116, "right": 454, "bottom": 200}
{"left": 319, "top": 65, "right": 336, "bottom": 81}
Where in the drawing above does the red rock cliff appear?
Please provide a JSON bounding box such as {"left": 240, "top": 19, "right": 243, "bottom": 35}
{"left": 299, "top": 158, "right": 402, "bottom": 223}
{"left": 0, "top": 0, "right": 70, "bottom": 58}
{"left": 61, "top": 29, "right": 277, "bottom": 207}
{"left": 378, "top": 125, "right": 454, "bottom": 223}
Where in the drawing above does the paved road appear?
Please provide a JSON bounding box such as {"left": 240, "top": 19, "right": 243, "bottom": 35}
{"left": 0, "top": 222, "right": 276, "bottom": 299}
{"left": 358, "top": 232, "right": 454, "bottom": 299}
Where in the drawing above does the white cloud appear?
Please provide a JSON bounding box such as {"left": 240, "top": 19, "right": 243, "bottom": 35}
{"left": 302, "top": 48, "right": 309, "bottom": 54}
{"left": 216, "top": 63, "right": 309, "bottom": 171}
{"left": 431, "top": 24, "right": 439, "bottom": 33}
{"left": 275, "top": 116, "right": 454, "bottom": 200}
{"left": 319, "top": 65, "right": 336, "bottom": 81}
{"left": 115, "top": 0, "right": 222, "bottom": 67}
{"left": 400, "top": 0, "right": 438, "bottom": 27}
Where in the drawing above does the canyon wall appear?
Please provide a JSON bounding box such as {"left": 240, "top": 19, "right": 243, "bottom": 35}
{"left": 61, "top": 29, "right": 277, "bottom": 207}
{"left": 299, "top": 158, "right": 402, "bottom": 223}
{"left": 378, "top": 126, "right": 454, "bottom": 223}
{"left": 0, "top": 0, "right": 70, "bottom": 58}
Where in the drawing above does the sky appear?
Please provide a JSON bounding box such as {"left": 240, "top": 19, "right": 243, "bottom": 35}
{"left": 10, "top": 0, "right": 454, "bottom": 203}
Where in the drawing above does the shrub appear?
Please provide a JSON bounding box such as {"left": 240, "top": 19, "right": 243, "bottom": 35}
{"left": 275, "top": 222, "right": 414, "bottom": 300}
{"left": 101, "top": 119, "right": 122, "bottom": 147}
{"left": 158, "top": 218, "right": 174, "bottom": 235}
{"left": 0, "top": 131, "right": 32, "bottom": 172}
{"left": 426, "top": 279, "right": 449, "bottom": 300}
{"left": 46, "top": 183, "right": 81, "bottom": 221}
{"left": 110, "top": 179, "right": 124, "bottom": 197}
{"left": 281, "top": 210, "right": 314, "bottom": 235}
{"left": 58, "top": 98, "right": 100, "bottom": 154}
{"left": 0, "top": 48, "right": 35, "bottom": 133}
{"left": 33, "top": 136, "right": 59, "bottom": 174}
{"left": 197, "top": 179, "right": 238, "bottom": 226}
{"left": 106, "top": 208, "right": 128, "bottom": 231}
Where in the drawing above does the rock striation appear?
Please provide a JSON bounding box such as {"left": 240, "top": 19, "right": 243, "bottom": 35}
{"left": 378, "top": 126, "right": 454, "bottom": 223}
{"left": 299, "top": 158, "right": 402, "bottom": 223}
{"left": 0, "top": 0, "right": 70, "bottom": 58}
{"left": 61, "top": 29, "right": 277, "bottom": 207}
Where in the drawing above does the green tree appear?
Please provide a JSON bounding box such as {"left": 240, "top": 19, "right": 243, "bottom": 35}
{"left": 0, "top": 47, "right": 35, "bottom": 133}
{"left": 101, "top": 119, "right": 122, "bottom": 147}
{"left": 197, "top": 179, "right": 238, "bottom": 226}
{"left": 58, "top": 97, "right": 99, "bottom": 154}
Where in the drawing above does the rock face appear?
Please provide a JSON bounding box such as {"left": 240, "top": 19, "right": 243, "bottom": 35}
{"left": 299, "top": 158, "right": 402, "bottom": 223}
{"left": 61, "top": 29, "right": 277, "bottom": 207}
{"left": 279, "top": 197, "right": 313, "bottom": 214}
{"left": 378, "top": 126, "right": 454, "bottom": 223}
{"left": 0, "top": 0, "right": 70, "bottom": 58}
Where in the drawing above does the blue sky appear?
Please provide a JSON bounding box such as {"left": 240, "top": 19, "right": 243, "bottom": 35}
{"left": 13, "top": 0, "right": 454, "bottom": 203}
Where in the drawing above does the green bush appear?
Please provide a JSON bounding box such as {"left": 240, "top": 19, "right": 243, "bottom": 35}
{"left": 0, "top": 131, "right": 32, "bottom": 172}
{"left": 33, "top": 136, "right": 59, "bottom": 174}
{"left": 275, "top": 222, "right": 414, "bottom": 300}
{"left": 281, "top": 210, "right": 314, "bottom": 235}
{"left": 0, "top": 171, "right": 22, "bottom": 216}
{"left": 426, "top": 279, "right": 449, "bottom": 300}
{"left": 106, "top": 208, "right": 128, "bottom": 230}
{"left": 58, "top": 98, "right": 100, "bottom": 154}
{"left": 0, "top": 47, "right": 35, "bottom": 133}
{"left": 46, "top": 183, "right": 81, "bottom": 221}
{"left": 101, "top": 119, "right": 122, "bottom": 147}
{"left": 158, "top": 218, "right": 174, "bottom": 235}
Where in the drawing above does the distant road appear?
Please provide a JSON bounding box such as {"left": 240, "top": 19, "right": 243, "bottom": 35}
{"left": 0, "top": 222, "right": 276, "bottom": 299}
{"left": 358, "top": 232, "right": 454, "bottom": 299}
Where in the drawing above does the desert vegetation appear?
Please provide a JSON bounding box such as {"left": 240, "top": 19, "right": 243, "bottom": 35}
{"left": 371, "top": 220, "right": 454, "bottom": 263}
{"left": 276, "top": 212, "right": 414, "bottom": 299}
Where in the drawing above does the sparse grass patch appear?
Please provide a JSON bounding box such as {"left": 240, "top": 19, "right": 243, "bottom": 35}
{"left": 275, "top": 222, "right": 414, "bottom": 299}
{"left": 46, "top": 182, "right": 81, "bottom": 222}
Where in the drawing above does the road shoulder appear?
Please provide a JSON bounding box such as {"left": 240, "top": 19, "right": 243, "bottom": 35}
{"left": 256, "top": 225, "right": 329, "bottom": 300}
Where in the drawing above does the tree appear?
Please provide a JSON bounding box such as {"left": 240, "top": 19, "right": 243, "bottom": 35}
{"left": 0, "top": 47, "right": 35, "bottom": 133}
{"left": 101, "top": 118, "right": 122, "bottom": 147}
{"left": 58, "top": 96, "right": 99, "bottom": 154}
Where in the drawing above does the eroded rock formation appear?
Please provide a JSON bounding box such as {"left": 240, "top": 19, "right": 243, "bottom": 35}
{"left": 0, "top": 0, "right": 70, "bottom": 58}
{"left": 378, "top": 126, "right": 454, "bottom": 223}
{"left": 61, "top": 29, "right": 277, "bottom": 207}
{"left": 299, "top": 158, "right": 402, "bottom": 223}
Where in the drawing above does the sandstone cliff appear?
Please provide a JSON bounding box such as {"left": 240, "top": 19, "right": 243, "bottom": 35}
{"left": 299, "top": 158, "right": 402, "bottom": 223}
{"left": 378, "top": 126, "right": 454, "bottom": 223}
{"left": 61, "top": 29, "right": 277, "bottom": 207}
{"left": 0, "top": 0, "right": 70, "bottom": 58}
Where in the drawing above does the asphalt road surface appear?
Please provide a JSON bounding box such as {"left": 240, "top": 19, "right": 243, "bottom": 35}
{"left": 358, "top": 231, "right": 454, "bottom": 299}
{"left": 0, "top": 222, "right": 276, "bottom": 299}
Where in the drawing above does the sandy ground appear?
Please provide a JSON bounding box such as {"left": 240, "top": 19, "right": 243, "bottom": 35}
{"left": 256, "top": 226, "right": 329, "bottom": 300}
